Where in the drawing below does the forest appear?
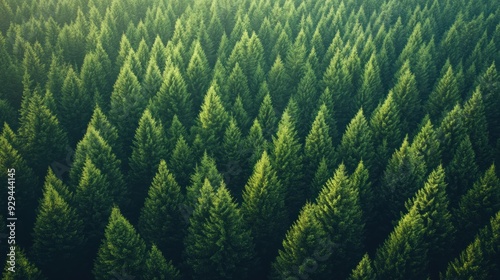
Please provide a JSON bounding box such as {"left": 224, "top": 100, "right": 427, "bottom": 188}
{"left": 0, "top": 0, "right": 499, "bottom": 279}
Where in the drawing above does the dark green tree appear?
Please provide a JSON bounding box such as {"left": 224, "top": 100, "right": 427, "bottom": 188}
{"left": 267, "top": 56, "right": 288, "bottom": 113}
{"left": 169, "top": 135, "right": 195, "bottom": 188}
{"left": 426, "top": 63, "right": 461, "bottom": 122}
{"left": 410, "top": 117, "right": 441, "bottom": 173}
{"left": 257, "top": 93, "right": 278, "bottom": 141}
{"left": 348, "top": 254, "right": 376, "bottom": 280}
{"left": 221, "top": 117, "right": 246, "bottom": 196}
{"left": 139, "top": 160, "right": 185, "bottom": 264}
{"left": 391, "top": 60, "right": 421, "bottom": 131}
{"left": 144, "top": 245, "right": 181, "bottom": 280}
{"left": 478, "top": 63, "right": 500, "bottom": 144}
{"left": 438, "top": 104, "right": 466, "bottom": 165}
{"left": 93, "top": 207, "right": 147, "bottom": 280}
{"left": 357, "top": 52, "right": 383, "bottom": 115}
{"left": 186, "top": 152, "right": 224, "bottom": 206}
{"left": 86, "top": 105, "right": 122, "bottom": 161}
{"left": 32, "top": 185, "right": 85, "bottom": 279}
{"left": 2, "top": 248, "right": 45, "bottom": 280}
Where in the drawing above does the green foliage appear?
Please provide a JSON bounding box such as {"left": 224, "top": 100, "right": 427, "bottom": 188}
{"left": 2, "top": 248, "right": 45, "bottom": 280}
{"left": 427, "top": 63, "right": 461, "bottom": 122}
{"left": 411, "top": 117, "right": 441, "bottom": 173}
{"left": 357, "top": 52, "right": 383, "bottom": 115}
{"left": 348, "top": 254, "right": 376, "bottom": 280}
{"left": 139, "top": 160, "right": 185, "bottom": 264}
{"left": 144, "top": 245, "right": 181, "bottom": 280}
{"left": 186, "top": 152, "right": 224, "bottom": 206}
{"left": 169, "top": 135, "right": 194, "bottom": 188}
{"left": 257, "top": 93, "right": 278, "bottom": 141}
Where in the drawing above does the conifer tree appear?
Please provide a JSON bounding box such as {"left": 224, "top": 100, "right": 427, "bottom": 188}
{"left": 463, "top": 87, "right": 492, "bottom": 169}
{"left": 446, "top": 136, "right": 479, "bottom": 207}
{"left": 169, "top": 135, "right": 195, "bottom": 188}
{"left": 348, "top": 254, "right": 376, "bottom": 280}
{"left": 438, "top": 104, "right": 466, "bottom": 165}
{"left": 241, "top": 151, "right": 287, "bottom": 276}
{"left": 93, "top": 207, "right": 147, "bottom": 280}
{"left": 304, "top": 104, "right": 335, "bottom": 183}
{"left": 338, "top": 109, "right": 375, "bottom": 174}
{"left": 86, "top": 105, "right": 122, "bottom": 160}
{"left": 271, "top": 203, "right": 330, "bottom": 280}
{"left": 257, "top": 93, "right": 278, "bottom": 141}
{"left": 141, "top": 56, "right": 163, "bottom": 100}
{"left": 405, "top": 166, "right": 455, "bottom": 277}
{"left": 192, "top": 84, "right": 229, "bottom": 159}
{"left": 41, "top": 168, "right": 72, "bottom": 215}
{"left": 245, "top": 119, "right": 268, "bottom": 168}
{"left": 357, "top": 52, "right": 383, "bottom": 115}
{"left": 70, "top": 127, "right": 126, "bottom": 207}
{"left": 295, "top": 62, "right": 319, "bottom": 138}
{"left": 32, "top": 185, "right": 85, "bottom": 279}
{"left": 109, "top": 62, "right": 146, "bottom": 156}
{"left": 223, "top": 62, "right": 251, "bottom": 109}
{"left": 166, "top": 114, "right": 188, "bottom": 154}
{"left": 443, "top": 236, "right": 487, "bottom": 280}
{"left": 139, "top": 160, "right": 185, "bottom": 264}
{"left": 478, "top": 63, "right": 500, "bottom": 144}
{"left": 186, "top": 181, "right": 255, "bottom": 280}
{"left": 314, "top": 164, "right": 365, "bottom": 279}
{"left": 373, "top": 207, "right": 428, "bottom": 280}
{"left": 391, "top": 61, "right": 421, "bottom": 131}
{"left": 232, "top": 95, "right": 250, "bottom": 131}
{"left": 267, "top": 56, "right": 288, "bottom": 113}
{"left": 455, "top": 165, "right": 500, "bottom": 248}
{"left": 148, "top": 65, "right": 193, "bottom": 129}
{"left": 2, "top": 248, "right": 45, "bottom": 280}
{"left": 128, "top": 109, "right": 168, "bottom": 216}
{"left": 186, "top": 152, "right": 224, "bottom": 206}
{"left": 272, "top": 109, "right": 304, "bottom": 220}
{"left": 221, "top": 117, "right": 246, "bottom": 196}
{"left": 17, "top": 93, "right": 68, "bottom": 178}
{"left": 427, "top": 63, "right": 461, "bottom": 122}
{"left": 411, "top": 117, "right": 441, "bottom": 173}
{"left": 144, "top": 245, "right": 181, "bottom": 280}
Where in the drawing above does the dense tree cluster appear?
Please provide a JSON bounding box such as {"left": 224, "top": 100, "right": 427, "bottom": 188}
{"left": 1, "top": 0, "right": 499, "bottom": 279}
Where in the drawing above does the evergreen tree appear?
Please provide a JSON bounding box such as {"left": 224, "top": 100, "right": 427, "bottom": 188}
{"left": 478, "top": 63, "right": 500, "bottom": 144}
{"left": 169, "top": 135, "right": 195, "bottom": 188}
{"left": 186, "top": 152, "right": 224, "bottom": 206}
{"left": 86, "top": 105, "right": 122, "bottom": 161}
{"left": 185, "top": 182, "right": 255, "bottom": 280}
{"left": 391, "top": 61, "right": 421, "bottom": 131}
{"left": 357, "top": 52, "right": 383, "bottom": 115}
{"left": 128, "top": 109, "right": 168, "bottom": 217}
{"left": 427, "top": 63, "right": 461, "bottom": 122}
{"left": 141, "top": 56, "right": 163, "bottom": 100}
{"left": 443, "top": 237, "right": 487, "bottom": 280}
{"left": 17, "top": 93, "right": 68, "bottom": 178}
{"left": 70, "top": 127, "right": 126, "bottom": 207}
{"left": 267, "top": 56, "right": 288, "bottom": 113}
{"left": 93, "top": 207, "right": 147, "bottom": 280}
{"left": 295, "top": 62, "right": 319, "bottom": 138}
{"left": 405, "top": 166, "right": 455, "bottom": 277}
{"left": 446, "top": 136, "right": 479, "bottom": 207}
{"left": 41, "top": 168, "right": 72, "bottom": 218}
{"left": 438, "top": 104, "right": 467, "bottom": 165}
{"left": 148, "top": 65, "right": 193, "bottom": 128}
{"left": 144, "top": 245, "right": 181, "bottom": 280}
{"left": 241, "top": 151, "right": 287, "bottom": 277}
{"left": 32, "top": 185, "right": 85, "bottom": 279}
{"left": 2, "top": 248, "right": 46, "bottom": 280}
{"left": 271, "top": 109, "right": 304, "bottom": 220}
{"left": 245, "top": 119, "right": 268, "bottom": 170}
{"left": 348, "top": 254, "right": 376, "bottom": 280}
{"left": 271, "top": 203, "right": 330, "bottom": 280}
{"left": 109, "top": 62, "right": 146, "bottom": 156}
{"left": 139, "top": 160, "right": 185, "bottom": 264}
{"left": 314, "top": 164, "right": 365, "bottom": 279}
{"left": 338, "top": 109, "right": 375, "bottom": 174}
{"left": 373, "top": 207, "right": 428, "bottom": 280}
{"left": 410, "top": 117, "right": 441, "bottom": 173}
{"left": 257, "top": 93, "right": 278, "bottom": 141}
{"left": 221, "top": 117, "right": 246, "bottom": 196}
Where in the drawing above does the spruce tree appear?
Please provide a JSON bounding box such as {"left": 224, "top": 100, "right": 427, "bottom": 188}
{"left": 348, "top": 254, "right": 376, "bottom": 280}
{"left": 168, "top": 135, "right": 195, "bottom": 188}
{"left": 338, "top": 109, "right": 375, "bottom": 174}
{"left": 245, "top": 119, "right": 268, "bottom": 170}
{"left": 271, "top": 203, "right": 330, "bottom": 280}
{"left": 186, "top": 152, "right": 224, "bottom": 206}
{"left": 86, "top": 105, "right": 123, "bottom": 161}
{"left": 257, "top": 93, "right": 278, "bottom": 141}
{"left": 144, "top": 245, "right": 181, "bottom": 280}
{"left": 271, "top": 109, "right": 304, "bottom": 220}
{"left": 128, "top": 109, "right": 168, "bottom": 217}
{"left": 314, "top": 164, "right": 365, "bottom": 279}
{"left": 410, "top": 117, "right": 441, "bottom": 173}
{"left": 267, "top": 56, "right": 288, "bottom": 113}
{"left": 391, "top": 60, "right": 421, "bottom": 131}
{"left": 438, "top": 104, "right": 466, "bottom": 165}
{"left": 139, "top": 160, "right": 185, "bottom": 264}
{"left": 478, "top": 63, "right": 500, "bottom": 144}
{"left": 185, "top": 182, "right": 255, "bottom": 280}
{"left": 2, "top": 248, "right": 46, "bottom": 280}
{"left": 357, "top": 52, "right": 383, "bottom": 116}
{"left": 93, "top": 207, "right": 147, "bottom": 280}
{"left": 427, "top": 63, "right": 461, "bottom": 122}
{"left": 241, "top": 151, "right": 287, "bottom": 276}
{"left": 32, "top": 185, "right": 85, "bottom": 279}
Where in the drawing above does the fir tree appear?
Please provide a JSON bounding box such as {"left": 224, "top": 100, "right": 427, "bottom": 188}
{"left": 86, "top": 105, "right": 122, "bottom": 161}
{"left": 267, "top": 56, "right": 288, "bottom": 113}
{"left": 144, "top": 245, "right": 181, "bottom": 280}
{"left": 257, "top": 93, "right": 278, "bottom": 141}
{"left": 348, "top": 254, "right": 376, "bottom": 280}
{"left": 2, "top": 248, "right": 45, "bottom": 280}
{"left": 93, "top": 207, "right": 147, "bottom": 280}
{"left": 427, "top": 63, "right": 461, "bottom": 122}
{"left": 245, "top": 119, "right": 268, "bottom": 170}
{"left": 410, "top": 117, "right": 441, "bottom": 173}
{"left": 139, "top": 160, "right": 185, "bottom": 264}
{"left": 478, "top": 63, "right": 500, "bottom": 144}
{"left": 186, "top": 152, "right": 224, "bottom": 206}
{"left": 357, "top": 52, "right": 383, "bottom": 115}
{"left": 391, "top": 61, "right": 421, "bottom": 131}
{"left": 32, "top": 185, "right": 85, "bottom": 279}
{"left": 168, "top": 135, "right": 195, "bottom": 188}
{"left": 295, "top": 62, "right": 319, "bottom": 138}
{"left": 241, "top": 151, "right": 287, "bottom": 276}
{"left": 221, "top": 117, "right": 246, "bottom": 196}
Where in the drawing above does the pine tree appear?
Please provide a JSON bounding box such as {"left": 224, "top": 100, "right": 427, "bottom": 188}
{"left": 455, "top": 165, "right": 500, "bottom": 248}
{"left": 2, "top": 248, "right": 46, "bottom": 280}
{"left": 221, "top": 117, "right": 246, "bottom": 196}
{"left": 232, "top": 95, "right": 250, "bottom": 131}
{"left": 169, "top": 135, "right": 195, "bottom": 188}
{"left": 17, "top": 93, "right": 68, "bottom": 178}
{"left": 141, "top": 56, "right": 163, "bottom": 100}
{"left": 446, "top": 136, "right": 479, "bottom": 207}
{"left": 271, "top": 203, "right": 330, "bottom": 280}
{"left": 139, "top": 160, "right": 185, "bottom": 264}
{"left": 70, "top": 127, "right": 126, "bottom": 207}
{"left": 314, "top": 164, "right": 365, "bottom": 279}
{"left": 438, "top": 104, "right": 466, "bottom": 165}
{"left": 463, "top": 87, "right": 492, "bottom": 169}
{"left": 304, "top": 104, "right": 335, "bottom": 184}
{"left": 86, "top": 105, "right": 122, "bottom": 161}
{"left": 148, "top": 65, "right": 193, "bottom": 128}
{"left": 405, "top": 166, "right": 455, "bottom": 277}
{"left": 257, "top": 93, "right": 278, "bottom": 141}
{"left": 373, "top": 207, "right": 428, "bottom": 280}
{"left": 32, "top": 185, "right": 85, "bottom": 279}
{"left": 272, "top": 109, "right": 304, "bottom": 220}
{"left": 427, "top": 63, "right": 461, "bottom": 122}
{"left": 144, "top": 245, "right": 181, "bottom": 280}
{"left": 357, "top": 52, "right": 383, "bottom": 115}
{"left": 241, "top": 151, "right": 287, "bottom": 276}
{"left": 128, "top": 109, "right": 168, "bottom": 217}
{"left": 185, "top": 182, "right": 255, "bottom": 280}
{"left": 109, "top": 62, "right": 146, "bottom": 156}
{"left": 93, "top": 207, "right": 147, "bottom": 280}
{"left": 295, "top": 62, "right": 319, "bottom": 138}
{"left": 186, "top": 152, "right": 224, "bottom": 206}
{"left": 478, "top": 63, "right": 500, "bottom": 144}
{"left": 223, "top": 62, "right": 251, "bottom": 109}
{"left": 267, "top": 56, "right": 288, "bottom": 113}
{"left": 410, "top": 117, "right": 441, "bottom": 173}
{"left": 391, "top": 61, "right": 421, "bottom": 131}
{"left": 41, "top": 168, "right": 72, "bottom": 217}
{"left": 338, "top": 109, "right": 375, "bottom": 174}
{"left": 192, "top": 84, "right": 229, "bottom": 159}
{"left": 348, "top": 254, "right": 376, "bottom": 280}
